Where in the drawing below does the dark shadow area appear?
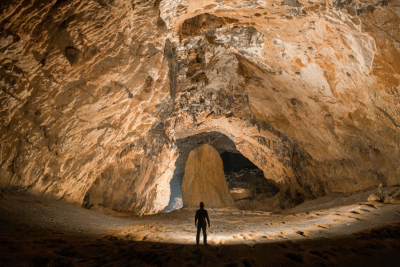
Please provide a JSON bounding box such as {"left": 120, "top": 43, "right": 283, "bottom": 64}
{"left": 1, "top": 220, "right": 399, "bottom": 267}
{"left": 221, "top": 151, "right": 280, "bottom": 206}
{"left": 2, "top": 187, "right": 400, "bottom": 267}
{"left": 221, "top": 151, "right": 258, "bottom": 174}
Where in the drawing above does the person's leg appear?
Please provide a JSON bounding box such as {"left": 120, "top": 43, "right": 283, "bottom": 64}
{"left": 203, "top": 225, "right": 207, "bottom": 245}
{"left": 196, "top": 226, "right": 201, "bottom": 246}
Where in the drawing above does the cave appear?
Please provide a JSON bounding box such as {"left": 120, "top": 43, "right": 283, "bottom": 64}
{"left": 163, "top": 131, "right": 280, "bottom": 212}
{"left": 163, "top": 131, "right": 239, "bottom": 212}
{"left": 1, "top": 0, "right": 400, "bottom": 265}
{"left": 221, "top": 151, "right": 259, "bottom": 174}
{"left": 222, "top": 151, "right": 280, "bottom": 206}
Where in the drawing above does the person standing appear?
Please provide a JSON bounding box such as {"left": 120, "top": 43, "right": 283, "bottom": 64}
{"left": 195, "top": 202, "right": 210, "bottom": 246}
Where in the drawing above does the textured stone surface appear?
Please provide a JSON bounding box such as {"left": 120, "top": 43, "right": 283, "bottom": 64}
{"left": 225, "top": 168, "right": 281, "bottom": 210}
{"left": 367, "top": 194, "right": 382, "bottom": 202}
{"left": 182, "top": 144, "right": 234, "bottom": 208}
{"left": 0, "top": 0, "right": 399, "bottom": 214}
{"left": 230, "top": 188, "right": 253, "bottom": 201}
{"left": 163, "top": 131, "right": 238, "bottom": 211}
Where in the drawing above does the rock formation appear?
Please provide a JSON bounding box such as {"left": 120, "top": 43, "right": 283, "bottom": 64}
{"left": 230, "top": 188, "right": 253, "bottom": 201}
{"left": 0, "top": 0, "right": 399, "bottom": 214}
{"left": 367, "top": 193, "right": 382, "bottom": 202}
{"left": 182, "top": 144, "right": 234, "bottom": 208}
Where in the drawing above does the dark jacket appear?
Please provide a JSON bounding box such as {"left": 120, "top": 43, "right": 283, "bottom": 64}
{"left": 195, "top": 208, "right": 210, "bottom": 227}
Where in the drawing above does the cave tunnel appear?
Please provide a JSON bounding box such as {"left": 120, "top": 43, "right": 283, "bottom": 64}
{"left": 221, "top": 151, "right": 259, "bottom": 174}
{"left": 2, "top": 0, "right": 400, "bottom": 264}
{"left": 163, "top": 131, "right": 280, "bottom": 212}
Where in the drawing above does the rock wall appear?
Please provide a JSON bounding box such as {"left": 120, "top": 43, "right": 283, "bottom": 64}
{"left": 0, "top": 0, "right": 399, "bottom": 214}
{"left": 182, "top": 144, "right": 234, "bottom": 208}
{"left": 0, "top": 0, "right": 176, "bottom": 214}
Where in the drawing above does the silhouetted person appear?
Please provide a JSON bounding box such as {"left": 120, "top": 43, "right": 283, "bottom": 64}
{"left": 195, "top": 202, "right": 210, "bottom": 246}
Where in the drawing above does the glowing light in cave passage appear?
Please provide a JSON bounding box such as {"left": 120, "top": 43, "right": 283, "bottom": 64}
{"left": 163, "top": 173, "right": 183, "bottom": 212}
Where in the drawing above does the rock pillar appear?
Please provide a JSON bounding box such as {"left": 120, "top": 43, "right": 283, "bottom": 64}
{"left": 182, "top": 144, "right": 234, "bottom": 208}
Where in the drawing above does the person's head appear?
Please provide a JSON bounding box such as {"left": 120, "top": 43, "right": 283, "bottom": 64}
{"left": 200, "top": 202, "right": 204, "bottom": 209}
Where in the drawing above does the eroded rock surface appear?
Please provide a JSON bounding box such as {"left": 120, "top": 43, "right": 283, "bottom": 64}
{"left": 0, "top": 0, "right": 399, "bottom": 214}
{"left": 182, "top": 144, "right": 234, "bottom": 208}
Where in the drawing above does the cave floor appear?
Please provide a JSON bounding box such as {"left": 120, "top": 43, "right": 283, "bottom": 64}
{"left": 1, "top": 188, "right": 400, "bottom": 266}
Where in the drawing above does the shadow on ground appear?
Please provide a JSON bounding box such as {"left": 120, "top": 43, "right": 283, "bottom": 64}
{"left": 1, "top": 223, "right": 400, "bottom": 267}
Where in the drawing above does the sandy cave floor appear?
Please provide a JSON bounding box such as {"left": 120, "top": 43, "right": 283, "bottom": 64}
{"left": 1, "top": 187, "right": 400, "bottom": 267}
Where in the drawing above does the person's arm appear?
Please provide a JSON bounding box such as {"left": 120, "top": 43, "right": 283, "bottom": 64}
{"left": 195, "top": 211, "right": 198, "bottom": 227}
{"left": 206, "top": 211, "right": 210, "bottom": 227}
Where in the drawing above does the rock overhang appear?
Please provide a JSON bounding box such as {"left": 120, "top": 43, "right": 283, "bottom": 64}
{"left": 0, "top": 0, "right": 399, "bottom": 215}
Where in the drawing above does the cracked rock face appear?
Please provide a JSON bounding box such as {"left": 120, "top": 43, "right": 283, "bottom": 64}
{"left": 0, "top": 0, "right": 399, "bottom": 214}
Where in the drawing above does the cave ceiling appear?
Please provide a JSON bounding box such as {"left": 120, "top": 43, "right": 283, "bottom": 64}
{"left": 0, "top": 0, "right": 399, "bottom": 215}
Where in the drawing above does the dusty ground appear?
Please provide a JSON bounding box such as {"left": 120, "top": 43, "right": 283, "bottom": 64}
{"left": 1, "top": 187, "right": 400, "bottom": 266}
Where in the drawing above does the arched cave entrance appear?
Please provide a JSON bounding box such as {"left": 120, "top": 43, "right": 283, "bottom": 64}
{"left": 163, "top": 131, "right": 280, "bottom": 212}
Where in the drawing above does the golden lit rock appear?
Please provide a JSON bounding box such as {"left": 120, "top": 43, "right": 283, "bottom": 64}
{"left": 182, "top": 144, "right": 234, "bottom": 208}
{"left": 230, "top": 188, "right": 253, "bottom": 201}
{"left": 367, "top": 194, "right": 382, "bottom": 202}
{"left": 0, "top": 0, "right": 399, "bottom": 214}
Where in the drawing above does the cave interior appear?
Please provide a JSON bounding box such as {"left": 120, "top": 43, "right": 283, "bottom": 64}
{"left": 164, "top": 131, "right": 280, "bottom": 212}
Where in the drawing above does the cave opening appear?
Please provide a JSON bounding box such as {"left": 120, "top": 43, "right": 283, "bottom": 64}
{"left": 163, "top": 131, "right": 280, "bottom": 212}
{"left": 221, "top": 151, "right": 280, "bottom": 209}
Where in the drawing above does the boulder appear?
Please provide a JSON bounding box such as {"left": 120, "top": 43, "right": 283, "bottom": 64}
{"left": 384, "top": 188, "right": 400, "bottom": 203}
{"left": 389, "top": 188, "right": 400, "bottom": 199}
{"left": 230, "top": 188, "right": 253, "bottom": 200}
{"left": 367, "top": 194, "right": 382, "bottom": 202}
{"left": 384, "top": 197, "right": 399, "bottom": 204}
{"left": 182, "top": 144, "right": 234, "bottom": 208}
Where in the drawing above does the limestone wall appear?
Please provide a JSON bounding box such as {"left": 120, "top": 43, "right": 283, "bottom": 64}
{"left": 0, "top": 0, "right": 399, "bottom": 214}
